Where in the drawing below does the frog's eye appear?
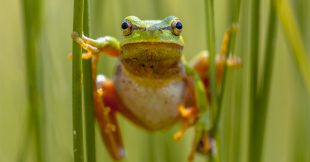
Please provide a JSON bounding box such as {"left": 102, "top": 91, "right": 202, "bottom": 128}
{"left": 171, "top": 20, "right": 183, "bottom": 36}
{"left": 121, "top": 20, "right": 133, "bottom": 36}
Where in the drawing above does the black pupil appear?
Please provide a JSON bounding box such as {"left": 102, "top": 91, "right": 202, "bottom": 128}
{"left": 175, "top": 22, "right": 182, "bottom": 30}
{"left": 121, "top": 22, "right": 128, "bottom": 29}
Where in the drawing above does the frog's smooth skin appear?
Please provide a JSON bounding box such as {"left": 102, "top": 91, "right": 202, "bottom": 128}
{"left": 71, "top": 16, "right": 240, "bottom": 162}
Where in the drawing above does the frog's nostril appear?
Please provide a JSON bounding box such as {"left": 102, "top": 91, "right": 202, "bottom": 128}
{"left": 150, "top": 65, "right": 154, "bottom": 69}
{"left": 141, "top": 64, "right": 145, "bottom": 68}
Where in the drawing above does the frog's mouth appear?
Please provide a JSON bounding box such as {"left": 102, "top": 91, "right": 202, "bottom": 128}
{"left": 120, "top": 42, "right": 183, "bottom": 79}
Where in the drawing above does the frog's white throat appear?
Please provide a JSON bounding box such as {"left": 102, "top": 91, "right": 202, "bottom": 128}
{"left": 114, "top": 64, "right": 186, "bottom": 130}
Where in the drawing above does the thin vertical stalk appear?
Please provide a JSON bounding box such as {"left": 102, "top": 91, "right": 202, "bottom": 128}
{"left": 72, "top": 0, "right": 85, "bottom": 161}
{"left": 213, "top": 0, "right": 242, "bottom": 133}
{"left": 21, "top": 0, "right": 45, "bottom": 161}
{"left": 82, "top": 0, "right": 96, "bottom": 161}
{"left": 255, "top": 3, "right": 278, "bottom": 162}
{"left": 291, "top": 0, "right": 310, "bottom": 161}
{"left": 204, "top": 1, "right": 217, "bottom": 161}
{"left": 273, "top": 0, "right": 310, "bottom": 92}
{"left": 248, "top": 0, "right": 260, "bottom": 162}
{"left": 211, "top": 1, "right": 242, "bottom": 160}
{"left": 205, "top": 0, "right": 217, "bottom": 125}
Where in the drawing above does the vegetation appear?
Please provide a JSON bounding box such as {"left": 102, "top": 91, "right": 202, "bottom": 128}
{"left": 0, "top": 0, "right": 309, "bottom": 162}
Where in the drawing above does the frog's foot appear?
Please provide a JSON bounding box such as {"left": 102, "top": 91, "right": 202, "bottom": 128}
{"left": 71, "top": 32, "right": 100, "bottom": 53}
{"left": 196, "top": 131, "right": 211, "bottom": 155}
{"left": 95, "top": 75, "right": 125, "bottom": 160}
{"left": 226, "top": 55, "right": 242, "bottom": 67}
{"left": 173, "top": 105, "right": 198, "bottom": 141}
{"left": 67, "top": 52, "right": 94, "bottom": 60}
{"left": 71, "top": 32, "right": 120, "bottom": 58}
{"left": 173, "top": 123, "right": 189, "bottom": 141}
{"left": 187, "top": 130, "right": 214, "bottom": 162}
{"left": 191, "top": 51, "right": 242, "bottom": 92}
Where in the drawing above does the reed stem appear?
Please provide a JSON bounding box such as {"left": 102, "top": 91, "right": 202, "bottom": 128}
{"left": 248, "top": 0, "right": 260, "bottom": 162}
{"left": 273, "top": 0, "right": 310, "bottom": 92}
{"left": 21, "top": 0, "right": 45, "bottom": 161}
{"left": 214, "top": 0, "right": 242, "bottom": 133}
{"left": 255, "top": 2, "right": 278, "bottom": 162}
{"left": 82, "top": 0, "right": 97, "bottom": 161}
{"left": 204, "top": 0, "right": 216, "bottom": 128}
{"left": 72, "top": 0, "right": 85, "bottom": 161}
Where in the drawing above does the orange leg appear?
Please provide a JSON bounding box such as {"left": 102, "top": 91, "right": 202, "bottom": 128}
{"left": 191, "top": 26, "right": 241, "bottom": 100}
{"left": 174, "top": 104, "right": 212, "bottom": 162}
{"left": 192, "top": 26, "right": 241, "bottom": 87}
{"left": 172, "top": 77, "right": 203, "bottom": 161}
{"left": 177, "top": 74, "right": 212, "bottom": 162}
{"left": 71, "top": 32, "right": 121, "bottom": 57}
{"left": 94, "top": 75, "right": 125, "bottom": 160}
{"left": 173, "top": 105, "right": 198, "bottom": 141}
{"left": 185, "top": 27, "right": 241, "bottom": 161}
{"left": 89, "top": 53, "right": 124, "bottom": 160}
{"left": 71, "top": 32, "right": 124, "bottom": 160}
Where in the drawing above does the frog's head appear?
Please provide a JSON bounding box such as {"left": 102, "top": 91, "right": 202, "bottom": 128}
{"left": 119, "top": 16, "right": 185, "bottom": 79}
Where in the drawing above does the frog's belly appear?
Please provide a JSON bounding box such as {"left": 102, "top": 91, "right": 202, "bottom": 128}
{"left": 115, "top": 68, "right": 185, "bottom": 130}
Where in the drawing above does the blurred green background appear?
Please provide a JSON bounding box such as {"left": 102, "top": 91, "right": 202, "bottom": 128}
{"left": 0, "top": 0, "right": 309, "bottom": 162}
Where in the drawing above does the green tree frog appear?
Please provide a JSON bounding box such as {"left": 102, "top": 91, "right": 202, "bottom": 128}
{"left": 71, "top": 16, "right": 240, "bottom": 162}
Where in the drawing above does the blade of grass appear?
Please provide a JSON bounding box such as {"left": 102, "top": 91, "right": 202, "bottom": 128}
{"left": 211, "top": 1, "right": 242, "bottom": 161}
{"left": 204, "top": 0, "right": 216, "bottom": 131}
{"left": 224, "top": 2, "right": 242, "bottom": 162}
{"left": 291, "top": 0, "right": 310, "bottom": 161}
{"left": 21, "top": 0, "right": 45, "bottom": 161}
{"left": 214, "top": 0, "right": 242, "bottom": 133}
{"left": 82, "top": 0, "right": 96, "bottom": 162}
{"left": 72, "top": 0, "right": 85, "bottom": 161}
{"left": 255, "top": 2, "right": 278, "bottom": 162}
{"left": 204, "top": 1, "right": 218, "bottom": 160}
{"left": 272, "top": 0, "right": 310, "bottom": 92}
{"left": 248, "top": 0, "right": 260, "bottom": 162}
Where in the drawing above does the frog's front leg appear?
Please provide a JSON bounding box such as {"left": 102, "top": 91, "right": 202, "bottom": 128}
{"left": 71, "top": 33, "right": 124, "bottom": 160}
{"left": 174, "top": 77, "right": 199, "bottom": 142}
{"left": 174, "top": 75, "right": 214, "bottom": 162}
{"left": 71, "top": 32, "right": 121, "bottom": 57}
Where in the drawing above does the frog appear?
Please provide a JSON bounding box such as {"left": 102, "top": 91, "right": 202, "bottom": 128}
{"left": 71, "top": 16, "right": 240, "bottom": 162}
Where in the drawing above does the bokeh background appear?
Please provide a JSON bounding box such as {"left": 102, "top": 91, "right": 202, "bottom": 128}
{"left": 0, "top": 0, "right": 309, "bottom": 162}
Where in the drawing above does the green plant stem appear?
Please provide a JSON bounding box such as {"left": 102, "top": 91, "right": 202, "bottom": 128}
{"left": 21, "top": 0, "right": 45, "bottom": 161}
{"left": 214, "top": 0, "right": 241, "bottom": 133}
{"left": 226, "top": 0, "right": 241, "bottom": 61}
{"left": 248, "top": 0, "right": 260, "bottom": 162}
{"left": 254, "top": 3, "right": 278, "bottom": 162}
{"left": 273, "top": 0, "right": 310, "bottom": 92}
{"left": 82, "top": 0, "right": 97, "bottom": 161}
{"left": 72, "top": 0, "right": 85, "bottom": 161}
{"left": 205, "top": 0, "right": 216, "bottom": 127}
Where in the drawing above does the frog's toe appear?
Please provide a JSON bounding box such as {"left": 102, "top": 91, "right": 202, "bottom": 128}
{"left": 71, "top": 31, "right": 80, "bottom": 40}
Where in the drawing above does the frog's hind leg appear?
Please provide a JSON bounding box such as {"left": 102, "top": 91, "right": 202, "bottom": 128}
{"left": 191, "top": 26, "right": 241, "bottom": 88}
{"left": 88, "top": 53, "right": 124, "bottom": 160}
{"left": 94, "top": 74, "right": 125, "bottom": 160}
{"left": 185, "top": 26, "right": 241, "bottom": 162}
